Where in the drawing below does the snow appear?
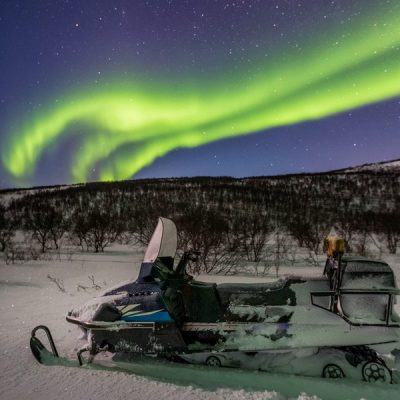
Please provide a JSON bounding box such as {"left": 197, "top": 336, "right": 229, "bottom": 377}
{"left": 69, "top": 292, "right": 128, "bottom": 322}
{"left": 340, "top": 159, "right": 400, "bottom": 173}
{"left": 1, "top": 244, "right": 400, "bottom": 400}
{"left": 0, "top": 184, "right": 84, "bottom": 206}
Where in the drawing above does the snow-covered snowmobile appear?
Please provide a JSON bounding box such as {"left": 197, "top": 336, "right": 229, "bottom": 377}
{"left": 31, "top": 217, "right": 400, "bottom": 382}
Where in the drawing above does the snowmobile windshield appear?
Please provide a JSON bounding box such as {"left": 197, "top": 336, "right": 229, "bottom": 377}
{"left": 143, "top": 217, "right": 177, "bottom": 264}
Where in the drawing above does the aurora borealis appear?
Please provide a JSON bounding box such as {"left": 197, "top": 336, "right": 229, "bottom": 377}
{"left": 1, "top": 1, "right": 400, "bottom": 187}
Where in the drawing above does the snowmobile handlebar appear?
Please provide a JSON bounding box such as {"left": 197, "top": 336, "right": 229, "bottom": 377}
{"left": 175, "top": 250, "right": 200, "bottom": 275}
{"left": 186, "top": 250, "right": 201, "bottom": 262}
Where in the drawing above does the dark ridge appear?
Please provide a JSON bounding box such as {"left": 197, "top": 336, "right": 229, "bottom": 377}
{"left": 1, "top": 159, "right": 399, "bottom": 194}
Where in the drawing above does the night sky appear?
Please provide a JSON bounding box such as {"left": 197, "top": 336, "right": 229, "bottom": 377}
{"left": 1, "top": 0, "right": 400, "bottom": 188}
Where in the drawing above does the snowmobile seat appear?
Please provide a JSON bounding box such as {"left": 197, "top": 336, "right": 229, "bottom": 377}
{"left": 216, "top": 279, "right": 297, "bottom": 312}
{"left": 182, "top": 281, "right": 222, "bottom": 323}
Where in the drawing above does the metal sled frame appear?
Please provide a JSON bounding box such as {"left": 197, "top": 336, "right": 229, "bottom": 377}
{"left": 311, "top": 288, "right": 400, "bottom": 327}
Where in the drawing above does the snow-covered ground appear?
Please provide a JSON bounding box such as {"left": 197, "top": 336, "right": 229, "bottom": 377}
{"left": 1, "top": 245, "right": 399, "bottom": 400}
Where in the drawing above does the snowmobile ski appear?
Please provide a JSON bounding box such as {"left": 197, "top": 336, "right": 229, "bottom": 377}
{"left": 30, "top": 325, "right": 59, "bottom": 364}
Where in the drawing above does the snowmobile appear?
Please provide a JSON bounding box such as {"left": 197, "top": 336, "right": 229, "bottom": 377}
{"left": 31, "top": 217, "right": 400, "bottom": 382}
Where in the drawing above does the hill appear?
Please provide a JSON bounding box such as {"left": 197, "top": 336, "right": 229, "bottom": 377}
{"left": 0, "top": 159, "right": 399, "bottom": 271}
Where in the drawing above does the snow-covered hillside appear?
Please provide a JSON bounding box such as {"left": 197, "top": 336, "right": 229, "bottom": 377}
{"left": 338, "top": 159, "right": 400, "bottom": 174}
{"left": 0, "top": 183, "right": 84, "bottom": 206}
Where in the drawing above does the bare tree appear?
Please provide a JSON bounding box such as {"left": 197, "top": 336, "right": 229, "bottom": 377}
{"left": 0, "top": 205, "right": 15, "bottom": 252}
{"left": 127, "top": 209, "right": 158, "bottom": 246}
{"left": 23, "top": 201, "right": 65, "bottom": 253}
{"left": 354, "top": 230, "right": 368, "bottom": 256}
{"left": 71, "top": 199, "right": 124, "bottom": 252}
{"left": 70, "top": 211, "right": 90, "bottom": 251}
{"left": 177, "top": 207, "right": 240, "bottom": 274}
{"left": 376, "top": 212, "right": 400, "bottom": 254}
{"left": 290, "top": 217, "right": 327, "bottom": 255}
{"left": 237, "top": 213, "right": 273, "bottom": 262}
{"left": 273, "top": 228, "right": 290, "bottom": 276}
{"left": 336, "top": 220, "right": 356, "bottom": 253}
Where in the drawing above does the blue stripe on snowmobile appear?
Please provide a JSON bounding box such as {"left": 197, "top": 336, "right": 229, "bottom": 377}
{"left": 121, "top": 311, "right": 173, "bottom": 322}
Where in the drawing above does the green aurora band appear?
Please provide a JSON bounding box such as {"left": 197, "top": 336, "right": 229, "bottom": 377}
{"left": 3, "top": 6, "right": 400, "bottom": 183}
